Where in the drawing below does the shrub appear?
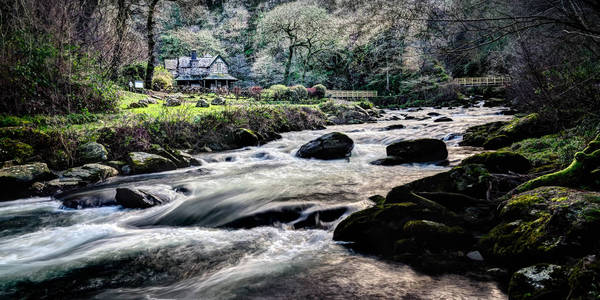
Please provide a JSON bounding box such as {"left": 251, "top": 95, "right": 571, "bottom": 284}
{"left": 358, "top": 100, "right": 374, "bottom": 109}
{"left": 151, "top": 67, "right": 174, "bottom": 91}
{"left": 232, "top": 86, "right": 242, "bottom": 100}
{"left": 290, "top": 85, "right": 308, "bottom": 101}
{"left": 313, "top": 84, "right": 327, "bottom": 98}
{"left": 249, "top": 86, "right": 263, "bottom": 101}
{"left": 269, "top": 84, "right": 290, "bottom": 101}
{"left": 306, "top": 87, "right": 317, "bottom": 97}
{"left": 66, "top": 109, "right": 99, "bottom": 125}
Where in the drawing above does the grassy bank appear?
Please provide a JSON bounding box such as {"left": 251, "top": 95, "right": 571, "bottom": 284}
{"left": 0, "top": 91, "right": 327, "bottom": 171}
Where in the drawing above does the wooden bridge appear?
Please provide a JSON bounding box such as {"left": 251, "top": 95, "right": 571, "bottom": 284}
{"left": 328, "top": 90, "right": 378, "bottom": 99}
{"left": 453, "top": 76, "right": 510, "bottom": 87}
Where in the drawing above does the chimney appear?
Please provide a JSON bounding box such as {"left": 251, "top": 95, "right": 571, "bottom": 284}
{"left": 191, "top": 50, "right": 197, "bottom": 60}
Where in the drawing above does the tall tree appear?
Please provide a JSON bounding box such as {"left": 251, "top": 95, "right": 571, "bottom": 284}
{"left": 144, "top": 0, "right": 160, "bottom": 89}
{"left": 256, "top": 2, "right": 333, "bottom": 85}
{"left": 109, "top": 0, "right": 133, "bottom": 80}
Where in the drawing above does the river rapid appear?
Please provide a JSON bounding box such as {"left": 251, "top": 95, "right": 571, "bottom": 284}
{"left": 0, "top": 106, "right": 512, "bottom": 299}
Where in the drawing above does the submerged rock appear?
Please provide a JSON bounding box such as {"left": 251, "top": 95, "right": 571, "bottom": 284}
{"left": 296, "top": 132, "right": 354, "bottom": 160}
{"left": 115, "top": 187, "right": 175, "bottom": 209}
{"left": 381, "top": 124, "right": 405, "bottom": 131}
{"left": 127, "top": 152, "right": 177, "bottom": 175}
{"left": 434, "top": 117, "right": 453, "bottom": 122}
{"left": 0, "top": 162, "right": 55, "bottom": 201}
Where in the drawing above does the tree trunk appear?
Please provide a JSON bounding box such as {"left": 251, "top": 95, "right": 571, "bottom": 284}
{"left": 76, "top": 0, "right": 99, "bottom": 46}
{"left": 284, "top": 46, "right": 294, "bottom": 85}
{"left": 144, "top": 0, "right": 160, "bottom": 89}
{"left": 109, "top": 0, "right": 130, "bottom": 80}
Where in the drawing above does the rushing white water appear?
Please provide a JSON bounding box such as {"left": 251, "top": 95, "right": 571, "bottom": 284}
{"left": 0, "top": 106, "right": 512, "bottom": 299}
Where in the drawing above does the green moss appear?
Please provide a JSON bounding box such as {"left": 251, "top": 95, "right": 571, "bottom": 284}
{"left": 461, "top": 151, "right": 531, "bottom": 173}
{"left": 482, "top": 213, "right": 557, "bottom": 262}
{"left": 0, "top": 138, "right": 34, "bottom": 162}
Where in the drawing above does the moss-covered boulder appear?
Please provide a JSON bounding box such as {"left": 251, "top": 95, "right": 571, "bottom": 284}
{"left": 229, "top": 128, "right": 260, "bottom": 148}
{"left": 0, "top": 162, "right": 56, "bottom": 201}
{"left": 568, "top": 255, "right": 600, "bottom": 299}
{"left": 461, "top": 151, "right": 531, "bottom": 174}
{"left": 149, "top": 144, "right": 201, "bottom": 168}
{"left": 77, "top": 142, "right": 108, "bottom": 164}
{"left": 0, "top": 138, "right": 34, "bottom": 162}
{"left": 459, "top": 121, "right": 508, "bottom": 147}
{"left": 515, "top": 135, "right": 600, "bottom": 192}
{"left": 483, "top": 134, "right": 512, "bottom": 150}
{"left": 480, "top": 186, "right": 600, "bottom": 266}
{"left": 508, "top": 264, "right": 568, "bottom": 300}
{"left": 296, "top": 132, "right": 354, "bottom": 160}
{"left": 333, "top": 201, "right": 462, "bottom": 254}
{"left": 127, "top": 152, "right": 177, "bottom": 175}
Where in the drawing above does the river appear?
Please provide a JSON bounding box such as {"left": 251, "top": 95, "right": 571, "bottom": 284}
{"left": 0, "top": 105, "right": 512, "bottom": 299}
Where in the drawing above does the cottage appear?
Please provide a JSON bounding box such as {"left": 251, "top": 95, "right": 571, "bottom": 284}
{"left": 164, "top": 50, "right": 238, "bottom": 89}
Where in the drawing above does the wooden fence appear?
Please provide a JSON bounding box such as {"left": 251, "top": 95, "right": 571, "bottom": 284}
{"left": 328, "top": 90, "right": 378, "bottom": 99}
{"left": 454, "top": 76, "right": 510, "bottom": 87}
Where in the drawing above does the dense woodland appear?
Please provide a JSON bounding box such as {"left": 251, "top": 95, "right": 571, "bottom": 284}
{"left": 1, "top": 0, "right": 598, "bottom": 122}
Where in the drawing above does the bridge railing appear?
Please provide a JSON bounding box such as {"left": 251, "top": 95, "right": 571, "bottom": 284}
{"left": 328, "top": 90, "right": 378, "bottom": 99}
{"left": 454, "top": 76, "right": 510, "bottom": 86}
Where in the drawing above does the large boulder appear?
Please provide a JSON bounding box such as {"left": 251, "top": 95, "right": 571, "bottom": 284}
{"left": 149, "top": 145, "right": 201, "bottom": 168}
{"left": 115, "top": 186, "right": 177, "bottom": 209}
{"left": 0, "top": 162, "right": 56, "bottom": 201}
{"left": 77, "top": 142, "right": 108, "bottom": 164}
{"left": 459, "top": 121, "right": 508, "bottom": 147}
{"left": 62, "top": 163, "right": 118, "bottom": 183}
{"left": 508, "top": 264, "right": 568, "bottom": 300}
{"left": 372, "top": 139, "right": 448, "bottom": 165}
{"left": 480, "top": 186, "right": 600, "bottom": 266}
{"left": 229, "top": 128, "right": 260, "bottom": 148}
{"left": 126, "top": 152, "right": 177, "bottom": 175}
{"left": 296, "top": 132, "right": 354, "bottom": 160}
{"left": 461, "top": 151, "right": 531, "bottom": 174}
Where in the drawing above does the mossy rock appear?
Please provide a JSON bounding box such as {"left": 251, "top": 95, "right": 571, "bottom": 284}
{"left": 0, "top": 127, "right": 50, "bottom": 148}
{"left": 461, "top": 151, "right": 531, "bottom": 174}
{"left": 402, "top": 219, "right": 470, "bottom": 249}
{"left": 0, "top": 162, "right": 56, "bottom": 201}
{"left": 567, "top": 255, "right": 600, "bottom": 299}
{"left": 508, "top": 264, "right": 568, "bottom": 300}
{"left": 483, "top": 134, "right": 512, "bottom": 150}
{"left": 333, "top": 201, "right": 461, "bottom": 256}
{"left": 459, "top": 121, "right": 508, "bottom": 147}
{"left": 127, "top": 152, "right": 177, "bottom": 175}
{"left": 480, "top": 186, "right": 600, "bottom": 266}
{"left": 0, "top": 138, "right": 34, "bottom": 162}
{"left": 77, "top": 142, "right": 108, "bottom": 164}
{"left": 46, "top": 149, "right": 71, "bottom": 171}
{"left": 229, "top": 128, "right": 260, "bottom": 149}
